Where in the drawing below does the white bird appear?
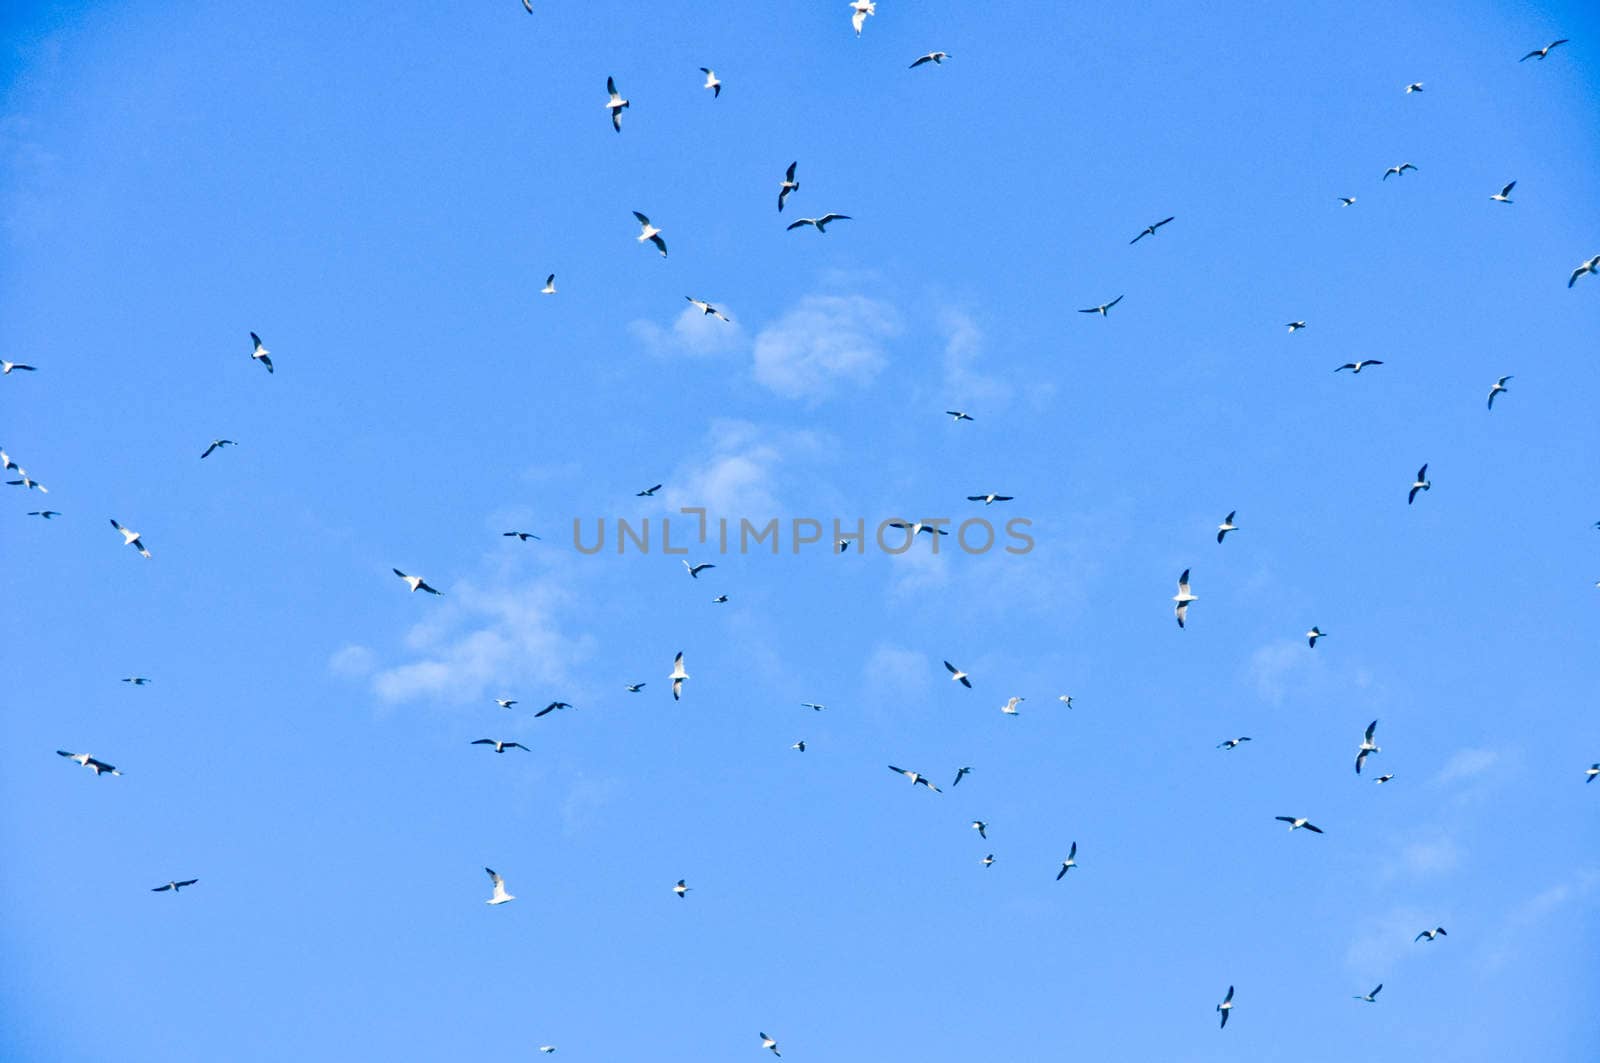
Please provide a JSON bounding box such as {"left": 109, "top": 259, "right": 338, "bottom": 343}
{"left": 57, "top": 750, "right": 122, "bottom": 776}
{"left": 1217, "top": 985, "right": 1235, "bottom": 1029}
{"left": 945, "top": 410, "right": 974, "bottom": 422}
{"left": 471, "top": 739, "right": 529, "bottom": 754}
{"left": 1217, "top": 737, "right": 1252, "bottom": 750}
{"left": 1520, "top": 39, "right": 1569, "bottom": 61}
{"left": 786, "top": 213, "right": 851, "bottom": 233}
{"left": 889, "top": 520, "right": 948, "bottom": 538}
{"left": 541, "top": 274, "right": 557, "bottom": 295}
{"left": 1569, "top": 255, "right": 1600, "bottom": 288}
{"left": 1374, "top": 774, "right": 1395, "bottom": 784}
{"left": 1335, "top": 359, "right": 1384, "bottom": 373}
{"left": 670, "top": 651, "right": 689, "bottom": 701}
{"left": 1173, "top": 569, "right": 1197, "bottom": 628}
{"left": 539, "top": 1047, "right": 556, "bottom": 1054}
{"left": 1217, "top": 511, "right": 1238, "bottom": 543}
{"left": 777, "top": 161, "right": 799, "bottom": 212}
{"left": 1339, "top": 196, "right": 1357, "bottom": 207}
{"left": 909, "top": 51, "right": 951, "bottom": 68}
{"left": 971, "top": 820, "right": 988, "bottom": 839}
{"left": 1, "top": 448, "right": 18, "bottom": 471}
{"left": 792, "top": 740, "right": 806, "bottom": 752}
{"left": 699, "top": 67, "right": 721, "bottom": 97}
{"left": 685, "top": 296, "right": 730, "bottom": 322}
{"left": 1056, "top": 842, "right": 1078, "bottom": 879}
{"left": 200, "top": 439, "right": 236, "bottom": 459}
{"left": 887, "top": 765, "right": 940, "bottom": 791}
{"left": 801, "top": 702, "right": 826, "bottom": 712}
{"left": 1000, "top": 696, "right": 1023, "bottom": 716}
{"left": 1129, "top": 216, "right": 1175, "bottom": 243}
{"left": 673, "top": 879, "right": 691, "bottom": 898}
{"left": 1383, "top": 162, "right": 1418, "bottom": 180}
{"left": 1415, "top": 926, "right": 1447, "bottom": 942}
{"left": 248, "top": 332, "right": 273, "bottom": 374}
{"left": 1354, "top": 719, "right": 1380, "bottom": 774}
{"left": 632, "top": 211, "right": 667, "bottom": 256}
{"left": 982, "top": 853, "right": 994, "bottom": 868}
{"left": 605, "top": 76, "right": 629, "bottom": 131}
{"left": 1, "top": 360, "right": 38, "bottom": 374}
{"left": 1409, "top": 464, "right": 1431, "bottom": 505}
{"left": 494, "top": 698, "right": 518, "bottom": 709}
{"left": 683, "top": 560, "right": 716, "bottom": 579}
{"left": 967, "top": 493, "right": 1014, "bottom": 505}
{"left": 760, "top": 1031, "right": 782, "bottom": 1057}
{"left": 1585, "top": 763, "right": 1599, "bottom": 784}
{"left": 151, "top": 879, "right": 198, "bottom": 893}
{"left": 944, "top": 660, "right": 972, "bottom": 688}
{"left": 1404, "top": 81, "right": 1424, "bottom": 93}
{"left": 1307, "top": 626, "right": 1327, "bottom": 648}
{"left": 711, "top": 594, "right": 729, "bottom": 604}
{"left": 1286, "top": 321, "right": 1307, "bottom": 333}
{"left": 848, "top": 0, "right": 875, "bottom": 37}
{"left": 1490, "top": 180, "right": 1516, "bottom": 203}
{"left": 393, "top": 568, "right": 441, "bottom": 595}
{"left": 484, "top": 867, "right": 515, "bottom": 905}
{"left": 122, "top": 677, "right": 152, "bottom": 686}
{"left": 625, "top": 683, "right": 646, "bottom": 693}
{"left": 1275, "top": 816, "right": 1324, "bottom": 833}
{"left": 1487, "top": 375, "right": 1512, "bottom": 409}
{"left": 1354, "top": 984, "right": 1383, "bottom": 1003}
{"left": 1057, "top": 695, "right": 1074, "bottom": 709}
{"left": 952, "top": 766, "right": 972, "bottom": 786}
{"left": 109, "top": 518, "right": 151, "bottom": 558}
{"left": 1078, "top": 294, "right": 1124, "bottom": 316}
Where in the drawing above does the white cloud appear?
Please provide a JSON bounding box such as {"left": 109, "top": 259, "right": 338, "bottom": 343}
{"left": 328, "top": 643, "right": 377, "bottom": 678}
{"left": 629, "top": 301, "right": 744, "bottom": 357}
{"left": 752, "top": 294, "right": 899, "bottom": 398}
{"left": 663, "top": 419, "right": 824, "bottom": 519}
{"left": 939, "top": 310, "right": 1011, "bottom": 406}
{"left": 1246, "top": 639, "right": 1325, "bottom": 704}
{"left": 1433, "top": 748, "right": 1500, "bottom": 786}
{"left": 1399, "top": 837, "right": 1461, "bottom": 876}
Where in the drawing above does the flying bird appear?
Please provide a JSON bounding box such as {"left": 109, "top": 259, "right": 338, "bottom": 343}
{"left": 632, "top": 212, "right": 667, "bottom": 256}
{"left": 1058, "top": 695, "right": 1074, "bottom": 708}
{"left": 909, "top": 51, "right": 951, "bottom": 68}
{"left": 1487, "top": 376, "right": 1512, "bottom": 409}
{"left": 1129, "top": 216, "right": 1175, "bottom": 243}
{"left": 636, "top": 484, "right": 662, "bottom": 496}
{"left": 625, "top": 684, "right": 646, "bottom": 693}
{"left": 539, "top": 1048, "right": 555, "bottom": 1055}
{"left": 605, "top": 76, "right": 629, "bottom": 131}
{"left": 1383, "top": 163, "right": 1418, "bottom": 180}
{"left": 1375, "top": 774, "right": 1395, "bottom": 784}
{"left": 792, "top": 740, "right": 806, "bottom": 752}
{"left": 786, "top": 213, "right": 851, "bottom": 233}
{"left": 1056, "top": 842, "right": 1078, "bottom": 879}
{"left": 200, "top": 439, "right": 236, "bottom": 459}
{"left": 503, "top": 531, "right": 541, "bottom": 541}
{"left": 887, "top": 765, "right": 941, "bottom": 791}
{"left": 699, "top": 68, "right": 721, "bottom": 97}
{"left": 1354, "top": 984, "right": 1383, "bottom": 1003}
{"left": 971, "top": 820, "right": 988, "bottom": 839}
{"left": 1585, "top": 763, "right": 1599, "bottom": 783}
{"left": 1173, "top": 569, "right": 1197, "bottom": 628}
{"left": 1078, "top": 295, "right": 1124, "bottom": 316}
{"left": 1415, "top": 927, "right": 1447, "bottom": 942}
{"left": 944, "top": 660, "right": 972, "bottom": 688}
{"left": 534, "top": 701, "right": 573, "bottom": 718}
{"left": 57, "top": 750, "right": 121, "bottom": 776}
{"left": 392, "top": 569, "right": 441, "bottom": 595}
{"left": 1000, "top": 696, "right": 1023, "bottom": 716}
{"left": 521, "top": 0, "right": 531, "bottom": 11}
{"left": 889, "top": 521, "right": 947, "bottom": 537}
{"left": 109, "top": 519, "right": 151, "bottom": 558}
{"left": 777, "top": 162, "right": 799, "bottom": 211}
{"left": 670, "top": 652, "right": 689, "bottom": 701}
{"left": 945, "top": 410, "right": 974, "bottom": 422}
{"left": 1217, "top": 737, "right": 1252, "bottom": 750}
{"left": 1409, "top": 464, "right": 1431, "bottom": 504}
{"left": 673, "top": 879, "right": 691, "bottom": 898}
{"left": 1286, "top": 321, "right": 1307, "bottom": 333}
{"left": 5, "top": 472, "right": 46, "bottom": 492}
{"left": 1569, "top": 255, "right": 1600, "bottom": 288}
{"left": 1335, "top": 360, "right": 1384, "bottom": 373}
{"left": 953, "top": 766, "right": 972, "bottom": 786}
{"left": 1354, "top": 720, "right": 1381, "bottom": 774}
{"left": 1339, "top": 197, "right": 1357, "bottom": 207}
{"left": 683, "top": 560, "right": 716, "bottom": 578}
{"left": 982, "top": 853, "right": 994, "bottom": 868}
{"left": 1520, "top": 39, "right": 1569, "bottom": 61}
{"left": 967, "top": 493, "right": 1014, "bottom": 505}
{"left": 484, "top": 867, "right": 515, "bottom": 905}
{"left": 1275, "top": 816, "right": 1324, "bottom": 833}
{"left": 1490, "top": 180, "right": 1516, "bottom": 203}
{"left": 471, "top": 739, "right": 529, "bottom": 753}
{"left": 1, "top": 448, "right": 17, "bottom": 471}
{"left": 1307, "top": 626, "right": 1327, "bottom": 648}
{"left": 1, "top": 360, "right": 38, "bottom": 374}
{"left": 494, "top": 698, "right": 518, "bottom": 709}
{"left": 248, "top": 332, "right": 273, "bottom": 373}
{"left": 801, "top": 702, "right": 826, "bottom": 712}
{"left": 685, "top": 296, "right": 730, "bottom": 322}
{"left": 541, "top": 274, "right": 557, "bottom": 295}
{"left": 151, "top": 879, "right": 198, "bottom": 893}
{"left": 1216, "top": 511, "right": 1237, "bottom": 543}
{"left": 122, "top": 677, "right": 152, "bottom": 686}
{"left": 27, "top": 510, "right": 60, "bottom": 519}
{"left": 760, "top": 1031, "right": 782, "bottom": 1057}
{"left": 1217, "top": 985, "right": 1235, "bottom": 1029}
{"left": 1404, "top": 81, "right": 1424, "bottom": 93}
{"left": 849, "top": 0, "right": 875, "bottom": 37}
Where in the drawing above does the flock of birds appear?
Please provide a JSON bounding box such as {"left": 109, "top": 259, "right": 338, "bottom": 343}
{"left": 9, "top": 6, "right": 1598, "bottom": 1056}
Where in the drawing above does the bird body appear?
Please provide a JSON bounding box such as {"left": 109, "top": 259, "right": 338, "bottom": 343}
{"left": 541, "top": 274, "right": 557, "bottom": 295}
{"left": 1585, "top": 763, "right": 1599, "bottom": 784}
{"left": 1490, "top": 180, "right": 1516, "bottom": 203}
{"left": 1217, "top": 511, "right": 1237, "bottom": 543}
{"left": 909, "top": 51, "right": 951, "bottom": 68}
{"left": 1487, "top": 376, "right": 1512, "bottom": 409}
{"left": 787, "top": 213, "right": 851, "bottom": 233}
{"left": 1405, "top": 82, "right": 1424, "bottom": 93}
{"left": 670, "top": 652, "right": 689, "bottom": 701}
{"left": 1287, "top": 321, "right": 1307, "bottom": 332}
{"left": 849, "top": 0, "right": 875, "bottom": 37}
{"left": 1354, "top": 719, "right": 1380, "bottom": 774}
{"left": 673, "top": 879, "right": 691, "bottom": 898}
{"left": 122, "top": 677, "right": 152, "bottom": 686}
{"left": 605, "top": 76, "right": 629, "bottom": 131}
{"left": 888, "top": 765, "right": 941, "bottom": 791}
{"left": 200, "top": 439, "right": 236, "bottom": 459}
{"left": 971, "top": 820, "right": 988, "bottom": 839}
{"left": 1217, "top": 985, "right": 1235, "bottom": 1028}
{"left": 761, "top": 1031, "right": 782, "bottom": 1057}
{"left": 1275, "top": 816, "right": 1323, "bottom": 833}
{"left": 110, "top": 519, "right": 151, "bottom": 558}
{"left": 485, "top": 867, "right": 515, "bottom": 905}
{"left": 1129, "top": 216, "right": 1175, "bottom": 243}
{"left": 1307, "top": 626, "right": 1326, "bottom": 648}
{"left": 393, "top": 569, "right": 441, "bottom": 595}
{"left": 57, "top": 750, "right": 121, "bottom": 776}
{"left": 249, "top": 332, "right": 273, "bottom": 373}
{"left": 151, "top": 879, "right": 199, "bottom": 893}
{"left": 1000, "top": 696, "right": 1023, "bottom": 716}
{"left": 1218, "top": 737, "right": 1252, "bottom": 750}
{"left": 1339, "top": 197, "right": 1357, "bottom": 207}
{"left": 534, "top": 701, "right": 572, "bottom": 718}
{"left": 684, "top": 560, "right": 716, "bottom": 579}
{"left": 633, "top": 212, "right": 667, "bottom": 256}
{"left": 967, "top": 493, "right": 1013, "bottom": 505}
{"left": 945, "top": 410, "right": 974, "bottom": 422}
{"left": 686, "top": 296, "right": 730, "bottom": 322}
{"left": 1173, "top": 569, "right": 1197, "bottom": 628}
{"left": 699, "top": 67, "right": 721, "bottom": 97}
{"left": 1415, "top": 926, "right": 1447, "bottom": 942}
{"left": 1569, "top": 255, "right": 1600, "bottom": 288}
{"left": 778, "top": 162, "right": 799, "bottom": 211}
{"left": 1079, "top": 295, "right": 1124, "bottom": 316}
{"left": 1383, "top": 163, "right": 1418, "bottom": 180}
{"left": 944, "top": 660, "right": 971, "bottom": 687}
{"left": 503, "top": 531, "right": 541, "bottom": 542}
{"left": 472, "top": 739, "right": 529, "bottom": 753}
{"left": 1336, "top": 360, "right": 1384, "bottom": 373}
{"left": 1354, "top": 984, "right": 1383, "bottom": 1003}
{"left": 1409, "top": 464, "right": 1431, "bottom": 504}
{"left": 1056, "top": 842, "right": 1078, "bottom": 879}
{"left": 953, "top": 766, "right": 971, "bottom": 786}
{"left": 1, "top": 360, "right": 38, "bottom": 374}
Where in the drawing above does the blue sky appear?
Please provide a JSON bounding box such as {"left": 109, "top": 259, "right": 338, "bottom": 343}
{"left": 3, "top": 1, "right": 1598, "bottom": 1059}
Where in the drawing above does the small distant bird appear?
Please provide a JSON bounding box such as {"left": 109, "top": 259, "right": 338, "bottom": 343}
{"left": 5, "top": 472, "right": 46, "bottom": 492}
{"left": 1383, "top": 162, "right": 1418, "bottom": 180}
{"left": 683, "top": 560, "right": 716, "bottom": 579}
{"left": 541, "top": 274, "right": 557, "bottom": 295}
{"left": 1275, "top": 816, "right": 1323, "bottom": 833}
{"left": 1409, "top": 464, "right": 1431, "bottom": 505}
{"left": 625, "top": 684, "right": 645, "bottom": 693}
{"left": 1217, "top": 737, "right": 1252, "bottom": 750}
{"left": 953, "top": 766, "right": 972, "bottom": 786}
{"left": 1584, "top": 763, "right": 1599, "bottom": 783}
{"left": 539, "top": 1048, "right": 555, "bottom": 1055}
{"left": 534, "top": 701, "right": 573, "bottom": 718}
{"left": 1487, "top": 376, "right": 1512, "bottom": 409}
{"left": 1129, "top": 216, "right": 1175, "bottom": 243}
{"left": 1078, "top": 295, "right": 1124, "bottom": 316}
{"left": 1286, "top": 321, "right": 1307, "bottom": 333}
{"left": 1490, "top": 180, "right": 1516, "bottom": 203}
{"left": 685, "top": 296, "right": 730, "bottom": 322}
{"left": 670, "top": 652, "right": 689, "bottom": 701}
{"left": 786, "top": 213, "right": 851, "bottom": 233}
{"left": 57, "top": 750, "right": 121, "bottom": 776}
{"left": 503, "top": 531, "right": 541, "bottom": 542}
{"left": 471, "top": 739, "right": 529, "bottom": 753}
{"left": 248, "top": 332, "right": 273, "bottom": 374}
{"left": 1520, "top": 39, "right": 1569, "bottom": 61}
{"left": 484, "top": 867, "right": 515, "bottom": 905}
{"left": 1374, "top": 774, "right": 1395, "bottom": 784}
{"left": 27, "top": 510, "right": 60, "bottom": 519}
{"left": 966, "top": 493, "right": 1013, "bottom": 505}
{"left": 1173, "top": 569, "right": 1197, "bottom": 628}
{"left": 944, "top": 660, "right": 972, "bottom": 688}
{"left": 792, "top": 740, "right": 806, "bottom": 752}
{"left": 777, "top": 162, "right": 799, "bottom": 212}
{"left": 122, "top": 677, "right": 152, "bottom": 686}
{"left": 982, "top": 853, "right": 994, "bottom": 867}
{"left": 801, "top": 702, "right": 826, "bottom": 712}
{"left": 673, "top": 879, "right": 691, "bottom": 898}
{"left": 151, "top": 879, "right": 199, "bottom": 893}
{"left": 887, "top": 765, "right": 941, "bottom": 791}
{"left": 1339, "top": 196, "right": 1357, "bottom": 207}
{"left": 1354, "top": 720, "right": 1380, "bottom": 774}
{"left": 109, "top": 519, "right": 151, "bottom": 558}
{"left": 1404, "top": 81, "right": 1424, "bottom": 93}
{"left": 1217, "top": 985, "right": 1235, "bottom": 1029}
{"left": 393, "top": 569, "right": 441, "bottom": 595}
{"left": 1335, "top": 359, "right": 1384, "bottom": 373}
{"left": 909, "top": 51, "right": 951, "bottom": 68}
{"left": 1569, "top": 255, "right": 1600, "bottom": 288}
{"left": 849, "top": 0, "right": 875, "bottom": 37}
{"left": 1307, "top": 626, "right": 1327, "bottom": 648}
{"left": 709, "top": 594, "right": 728, "bottom": 604}
{"left": 889, "top": 521, "right": 947, "bottom": 537}
{"left": 760, "top": 1031, "right": 782, "bottom": 1057}
{"left": 494, "top": 698, "right": 518, "bottom": 709}
{"left": 200, "top": 439, "right": 236, "bottom": 459}
{"left": 1, "top": 360, "right": 38, "bottom": 374}
{"left": 636, "top": 484, "right": 662, "bottom": 496}
{"left": 1056, "top": 842, "right": 1078, "bottom": 879}
{"left": 1000, "top": 696, "right": 1023, "bottom": 716}
{"left": 632, "top": 211, "right": 667, "bottom": 256}
{"left": 835, "top": 538, "right": 854, "bottom": 553}
{"left": 1057, "top": 695, "right": 1074, "bottom": 709}
{"left": 605, "top": 76, "right": 629, "bottom": 131}
{"left": 1217, "top": 511, "right": 1238, "bottom": 543}
{"left": 1415, "top": 927, "right": 1447, "bottom": 942}
{"left": 945, "top": 410, "right": 974, "bottom": 422}
{"left": 699, "top": 67, "right": 721, "bottom": 97}
{"left": 971, "top": 820, "right": 988, "bottom": 839}
{"left": 1354, "top": 984, "right": 1383, "bottom": 1003}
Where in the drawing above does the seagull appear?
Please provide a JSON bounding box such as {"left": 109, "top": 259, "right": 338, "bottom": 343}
{"left": 1339, "top": 196, "right": 1357, "bottom": 207}
{"left": 1490, "top": 180, "right": 1516, "bottom": 203}
{"left": 889, "top": 521, "right": 948, "bottom": 537}
{"left": 1173, "top": 569, "right": 1197, "bottom": 628}
{"left": 1354, "top": 720, "right": 1380, "bottom": 774}
{"left": 484, "top": 867, "right": 515, "bottom": 905}
{"left": 1057, "top": 695, "right": 1074, "bottom": 709}
{"left": 1383, "top": 162, "right": 1418, "bottom": 180}
{"left": 625, "top": 684, "right": 646, "bottom": 693}
{"left": 909, "top": 51, "right": 951, "bottom": 68}
{"left": 1129, "top": 216, "right": 1175, "bottom": 243}
{"left": 109, "top": 519, "right": 151, "bottom": 558}
{"left": 1217, "top": 737, "right": 1252, "bottom": 750}
{"left": 849, "top": 0, "right": 875, "bottom": 37}
{"left": 1335, "top": 360, "right": 1383, "bottom": 373}
{"left": 1414, "top": 927, "right": 1447, "bottom": 942}
{"left": 1354, "top": 984, "right": 1383, "bottom": 1003}
{"left": 27, "top": 510, "right": 60, "bottom": 519}
{"left": 1487, "top": 376, "right": 1512, "bottom": 409}
{"left": 711, "top": 594, "right": 729, "bottom": 603}
{"left": 801, "top": 702, "right": 826, "bottom": 712}
{"left": 151, "top": 879, "right": 199, "bottom": 893}
{"left": 1217, "top": 985, "right": 1235, "bottom": 1029}
{"left": 1374, "top": 774, "right": 1395, "bottom": 784}
{"left": 953, "top": 766, "right": 972, "bottom": 786}
{"left": 944, "top": 660, "right": 972, "bottom": 688}
{"left": 1409, "top": 464, "right": 1431, "bottom": 505}
{"left": 1307, "top": 626, "right": 1327, "bottom": 648}
{"left": 683, "top": 560, "right": 716, "bottom": 578}
{"left": 1520, "top": 39, "right": 1569, "bottom": 61}
{"left": 966, "top": 493, "right": 1014, "bottom": 505}
{"left": 1404, "top": 81, "right": 1424, "bottom": 93}
{"left": 792, "top": 740, "right": 806, "bottom": 752}
{"left": 673, "top": 879, "right": 691, "bottom": 898}
{"left": 636, "top": 484, "right": 662, "bottom": 496}
{"left": 605, "top": 76, "right": 629, "bottom": 131}
{"left": 982, "top": 853, "right": 994, "bottom": 868}
{"left": 777, "top": 161, "right": 799, "bottom": 212}
{"left": 521, "top": 0, "right": 531, "bottom": 11}
{"left": 248, "top": 332, "right": 273, "bottom": 373}
{"left": 760, "top": 1031, "right": 782, "bottom": 1057}
{"left": 5, "top": 472, "right": 46, "bottom": 492}
{"left": 471, "top": 739, "right": 530, "bottom": 753}
{"left": 699, "top": 67, "right": 721, "bottom": 97}
{"left": 1056, "top": 842, "right": 1078, "bottom": 879}
{"left": 1000, "top": 696, "right": 1023, "bottom": 716}
{"left": 392, "top": 569, "right": 441, "bottom": 595}
{"left": 1078, "top": 295, "right": 1124, "bottom": 316}
{"left": 971, "top": 820, "right": 988, "bottom": 839}
{"left": 0, "top": 449, "right": 17, "bottom": 471}
{"left": 945, "top": 410, "right": 974, "bottom": 422}
{"left": 200, "top": 439, "right": 236, "bottom": 459}
{"left": 1, "top": 360, "right": 38, "bottom": 374}
{"left": 534, "top": 701, "right": 573, "bottom": 718}
{"left": 539, "top": 1048, "right": 555, "bottom": 1055}
{"left": 1216, "top": 511, "right": 1238, "bottom": 543}
{"left": 786, "top": 213, "right": 851, "bottom": 233}
{"left": 1569, "top": 255, "right": 1600, "bottom": 288}
{"left": 122, "top": 677, "right": 152, "bottom": 686}
{"left": 1275, "top": 816, "right": 1324, "bottom": 833}
{"left": 632, "top": 212, "right": 667, "bottom": 256}
{"left": 541, "top": 274, "right": 557, "bottom": 295}
{"left": 685, "top": 296, "right": 730, "bottom": 322}
{"left": 503, "top": 531, "right": 542, "bottom": 542}
{"left": 57, "top": 750, "right": 121, "bottom": 776}
{"left": 670, "top": 652, "right": 689, "bottom": 701}
{"left": 1585, "top": 763, "right": 1599, "bottom": 783}
{"left": 1286, "top": 321, "right": 1307, "bottom": 333}
{"left": 494, "top": 698, "right": 517, "bottom": 709}
{"left": 887, "top": 765, "right": 941, "bottom": 791}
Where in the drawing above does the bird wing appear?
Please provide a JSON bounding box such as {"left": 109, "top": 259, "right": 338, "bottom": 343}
{"left": 786, "top": 218, "right": 814, "bottom": 230}
{"left": 1056, "top": 865, "right": 1068, "bottom": 880}
{"left": 608, "top": 76, "right": 618, "bottom": 94}
{"left": 472, "top": 739, "right": 496, "bottom": 745}
{"left": 177, "top": 879, "right": 198, "bottom": 888}
{"left": 648, "top": 234, "right": 667, "bottom": 255}
{"left": 1154, "top": 216, "right": 1175, "bottom": 229}
{"left": 633, "top": 211, "right": 650, "bottom": 225}
{"left": 486, "top": 867, "right": 503, "bottom": 885}
{"left": 1365, "top": 720, "right": 1378, "bottom": 740}
{"left": 505, "top": 743, "right": 529, "bottom": 752}
{"left": 910, "top": 55, "right": 931, "bottom": 68}
{"left": 1303, "top": 823, "right": 1324, "bottom": 833}
{"left": 1355, "top": 749, "right": 1368, "bottom": 773}
{"left": 1417, "top": 463, "right": 1428, "bottom": 479}
{"left": 1275, "top": 816, "right": 1296, "bottom": 824}
{"left": 1502, "top": 181, "right": 1516, "bottom": 196}
{"left": 250, "top": 332, "right": 263, "bottom": 348}
{"left": 152, "top": 883, "right": 173, "bottom": 891}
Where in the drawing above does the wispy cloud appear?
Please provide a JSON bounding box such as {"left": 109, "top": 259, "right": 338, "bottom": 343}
{"left": 1246, "top": 639, "right": 1326, "bottom": 704}
{"left": 1478, "top": 869, "right": 1600, "bottom": 971}
{"left": 629, "top": 301, "right": 744, "bottom": 357}
{"left": 328, "top": 643, "right": 377, "bottom": 678}
{"left": 939, "top": 310, "right": 1011, "bottom": 406}
{"left": 663, "top": 419, "right": 825, "bottom": 519}
{"left": 752, "top": 294, "right": 899, "bottom": 398}
{"left": 1433, "top": 748, "right": 1500, "bottom": 786}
